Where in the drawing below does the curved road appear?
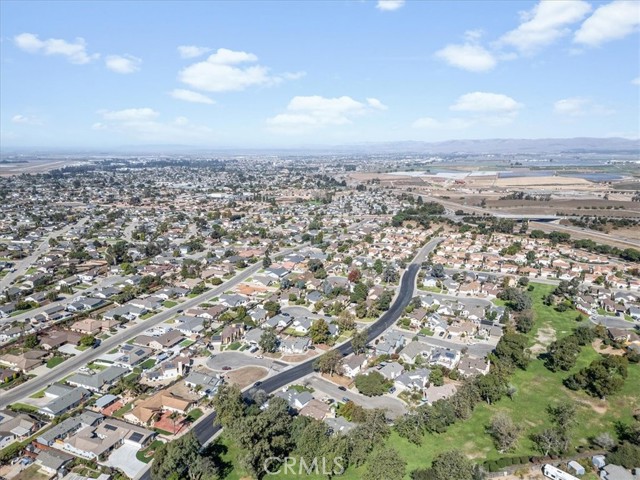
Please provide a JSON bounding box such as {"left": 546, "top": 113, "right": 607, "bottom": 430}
{"left": 188, "top": 238, "right": 443, "bottom": 447}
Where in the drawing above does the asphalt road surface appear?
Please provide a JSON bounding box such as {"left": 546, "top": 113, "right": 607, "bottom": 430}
{"left": 0, "top": 246, "right": 301, "bottom": 409}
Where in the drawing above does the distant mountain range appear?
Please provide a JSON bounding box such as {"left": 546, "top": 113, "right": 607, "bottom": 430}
{"left": 2, "top": 137, "right": 639, "bottom": 156}
{"left": 336, "top": 137, "right": 640, "bottom": 155}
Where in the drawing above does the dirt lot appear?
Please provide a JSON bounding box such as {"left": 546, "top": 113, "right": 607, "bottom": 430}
{"left": 281, "top": 350, "right": 318, "bottom": 363}
{"left": 530, "top": 326, "right": 556, "bottom": 355}
{"left": 225, "top": 366, "right": 267, "bottom": 388}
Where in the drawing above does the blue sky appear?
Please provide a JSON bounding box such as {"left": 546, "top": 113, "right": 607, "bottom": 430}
{"left": 1, "top": 0, "right": 639, "bottom": 148}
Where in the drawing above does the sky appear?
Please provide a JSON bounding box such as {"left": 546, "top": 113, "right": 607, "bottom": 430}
{"left": 1, "top": 0, "right": 639, "bottom": 149}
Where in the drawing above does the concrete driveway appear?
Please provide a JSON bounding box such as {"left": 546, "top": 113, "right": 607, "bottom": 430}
{"left": 306, "top": 375, "right": 407, "bottom": 419}
{"left": 106, "top": 443, "right": 146, "bottom": 479}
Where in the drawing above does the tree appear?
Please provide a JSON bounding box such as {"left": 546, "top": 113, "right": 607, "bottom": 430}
{"left": 593, "top": 432, "right": 616, "bottom": 450}
{"left": 348, "top": 409, "right": 390, "bottom": 466}
{"left": 313, "top": 350, "right": 343, "bottom": 376}
{"left": 429, "top": 451, "right": 473, "bottom": 480}
{"left": 263, "top": 300, "right": 281, "bottom": 317}
{"left": 515, "top": 310, "right": 534, "bottom": 334}
{"left": 532, "top": 428, "right": 564, "bottom": 456}
{"left": 382, "top": 264, "right": 399, "bottom": 284}
{"left": 262, "top": 255, "right": 272, "bottom": 268}
{"left": 429, "top": 367, "right": 444, "bottom": 387}
{"left": 212, "top": 384, "right": 245, "bottom": 432}
{"left": 488, "top": 412, "right": 521, "bottom": 453}
{"left": 79, "top": 335, "right": 96, "bottom": 348}
{"left": 607, "top": 442, "right": 640, "bottom": 469}
{"left": 258, "top": 330, "right": 279, "bottom": 353}
{"left": 365, "top": 448, "right": 406, "bottom": 480}
{"left": 151, "top": 432, "right": 220, "bottom": 480}
{"left": 351, "top": 330, "right": 368, "bottom": 355}
{"left": 494, "top": 332, "right": 530, "bottom": 370}
{"left": 544, "top": 336, "right": 581, "bottom": 372}
{"left": 476, "top": 373, "right": 506, "bottom": 405}
{"left": 564, "top": 355, "right": 628, "bottom": 398}
{"left": 348, "top": 269, "right": 361, "bottom": 283}
{"left": 350, "top": 282, "right": 369, "bottom": 303}
{"left": 355, "top": 371, "right": 391, "bottom": 396}
{"left": 309, "top": 319, "right": 331, "bottom": 344}
{"left": 431, "top": 263, "right": 446, "bottom": 278}
{"left": 23, "top": 334, "right": 38, "bottom": 349}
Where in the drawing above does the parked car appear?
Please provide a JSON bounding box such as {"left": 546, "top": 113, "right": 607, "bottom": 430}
{"left": 254, "top": 381, "right": 262, "bottom": 387}
{"left": 342, "top": 397, "right": 350, "bottom": 403}
{"left": 338, "top": 386, "right": 347, "bottom": 391}
{"left": 222, "top": 366, "right": 232, "bottom": 371}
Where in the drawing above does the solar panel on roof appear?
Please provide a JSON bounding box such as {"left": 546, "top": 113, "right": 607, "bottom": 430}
{"left": 104, "top": 424, "right": 117, "bottom": 431}
{"left": 129, "top": 432, "right": 144, "bottom": 442}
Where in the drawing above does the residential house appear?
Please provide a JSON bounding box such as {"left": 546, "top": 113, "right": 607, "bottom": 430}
{"left": 394, "top": 368, "right": 431, "bottom": 393}
{"left": 66, "top": 366, "right": 127, "bottom": 393}
{"left": 184, "top": 371, "right": 223, "bottom": 398}
{"left": 280, "top": 337, "right": 311, "bottom": 355}
{"left": 457, "top": 357, "right": 490, "bottom": 377}
{"left": 113, "top": 345, "right": 153, "bottom": 370}
{"left": 40, "top": 385, "right": 91, "bottom": 417}
{"left": 221, "top": 323, "right": 245, "bottom": 345}
{"left": 342, "top": 354, "right": 367, "bottom": 378}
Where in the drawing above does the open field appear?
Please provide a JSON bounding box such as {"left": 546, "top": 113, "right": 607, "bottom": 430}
{"left": 216, "top": 283, "right": 639, "bottom": 479}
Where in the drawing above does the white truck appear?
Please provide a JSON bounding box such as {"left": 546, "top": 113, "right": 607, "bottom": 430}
{"left": 542, "top": 464, "right": 580, "bottom": 480}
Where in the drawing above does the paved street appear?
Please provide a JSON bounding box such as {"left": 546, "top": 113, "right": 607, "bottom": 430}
{"left": 0, "top": 245, "right": 301, "bottom": 409}
{"left": 590, "top": 314, "right": 639, "bottom": 330}
{"left": 305, "top": 375, "right": 407, "bottom": 419}
{"left": 206, "top": 351, "right": 287, "bottom": 372}
{"left": 0, "top": 217, "right": 88, "bottom": 292}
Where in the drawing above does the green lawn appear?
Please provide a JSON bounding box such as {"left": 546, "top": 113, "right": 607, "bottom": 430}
{"left": 113, "top": 402, "right": 134, "bottom": 418}
{"left": 140, "top": 312, "right": 155, "bottom": 320}
{"left": 46, "top": 356, "right": 66, "bottom": 368}
{"left": 180, "top": 339, "right": 195, "bottom": 347}
{"left": 163, "top": 300, "right": 178, "bottom": 308}
{"left": 140, "top": 359, "right": 156, "bottom": 370}
{"left": 226, "top": 342, "right": 241, "bottom": 351}
{"left": 419, "top": 328, "right": 434, "bottom": 336}
{"left": 29, "top": 388, "right": 46, "bottom": 399}
{"left": 186, "top": 408, "right": 204, "bottom": 422}
{"left": 217, "top": 282, "right": 640, "bottom": 479}
{"left": 136, "top": 440, "right": 164, "bottom": 463}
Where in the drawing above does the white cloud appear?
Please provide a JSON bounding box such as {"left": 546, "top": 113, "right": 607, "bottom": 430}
{"left": 435, "top": 43, "right": 497, "bottom": 72}
{"left": 11, "top": 114, "right": 42, "bottom": 125}
{"left": 105, "top": 54, "right": 141, "bottom": 74}
{"left": 169, "top": 89, "right": 215, "bottom": 104}
{"left": 633, "top": 77, "right": 640, "bottom": 85}
{"left": 177, "top": 45, "right": 211, "bottom": 59}
{"left": 553, "top": 97, "right": 615, "bottom": 116}
{"left": 553, "top": 97, "right": 589, "bottom": 116}
{"left": 266, "top": 95, "right": 386, "bottom": 134}
{"left": 574, "top": 1, "right": 640, "bottom": 47}
{"left": 376, "top": 0, "right": 405, "bottom": 11}
{"left": 179, "top": 48, "right": 297, "bottom": 92}
{"left": 101, "top": 108, "right": 159, "bottom": 122}
{"left": 96, "top": 108, "right": 213, "bottom": 142}
{"left": 415, "top": 92, "right": 523, "bottom": 130}
{"left": 499, "top": 0, "right": 592, "bottom": 53}
{"left": 450, "top": 92, "right": 523, "bottom": 113}
{"left": 366, "top": 98, "right": 388, "bottom": 110}
{"left": 13, "top": 32, "right": 99, "bottom": 64}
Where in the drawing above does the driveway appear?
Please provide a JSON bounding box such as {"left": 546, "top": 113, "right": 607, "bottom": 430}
{"left": 106, "top": 443, "right": 147, "bottom": 479}
{"left": 590, "top": 314, "right": 639, "bottom": 330}
{"left": 306, "top": 375, "right": 407, "bottom": 419}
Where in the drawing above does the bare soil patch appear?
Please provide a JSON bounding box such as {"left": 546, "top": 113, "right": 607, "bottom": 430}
{"left": 530, "top": 326, "right": 556, "bottom": 354}
{"left": 321, "top": 373, "right": 353, "bottom": 386}
{"left": 225, "top": 366, "right": 267, "bottom": 388}
{"left": 591, "top": 339, "right": 626, "bottom": 356}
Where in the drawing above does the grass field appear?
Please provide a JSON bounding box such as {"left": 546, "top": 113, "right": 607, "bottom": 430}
{"left": 163, "top": 300, "right": 178, "bottom": 308}
{"left": 46, "top": 356, "right": 65, "bottom": 368}
{"left": 215, "top": 283, "right": 640, "bottom": 479}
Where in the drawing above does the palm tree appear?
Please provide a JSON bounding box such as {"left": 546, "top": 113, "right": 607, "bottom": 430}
{"left": 169, "top": 410, "right": 181, "bottom": 434}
